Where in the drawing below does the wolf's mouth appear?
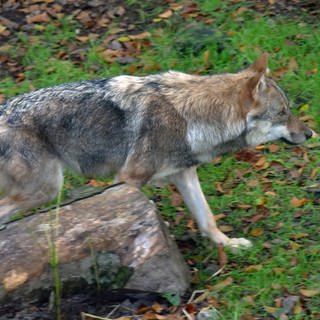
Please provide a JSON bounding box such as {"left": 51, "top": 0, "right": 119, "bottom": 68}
{"left": 280, "top": 137, "right": 301, "bottom": 145}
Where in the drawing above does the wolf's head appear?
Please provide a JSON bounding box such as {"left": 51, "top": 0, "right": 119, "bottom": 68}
{"left": 240, "top": 53, "right": 313, "bottom": 147}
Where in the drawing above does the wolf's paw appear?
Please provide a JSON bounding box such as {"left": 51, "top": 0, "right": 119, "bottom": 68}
{"left": 226, "top": 237, "right": 252, "bottom": 251}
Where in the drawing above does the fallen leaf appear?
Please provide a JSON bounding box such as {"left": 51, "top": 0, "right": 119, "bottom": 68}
{"left": 129, "top": 32, "right": 151, "bottom": 40}
{"left": 242, "top": 295, "right": 255, "bottom": 306}
{"left": 0, "top": 94, "right": 5, "bottom": 103}
{"left": 86, "top": 179, "right": 107, "bottom": 187}
{"left": 219, "top": 225, "right": 234, "bottom": 233}
{"left": 250, "top": 228, "right": 264, "bottom": 237}
{"left": 289, "top": 241, "right": 301, "bottom": 250}
{"left": 299, "top": 104, "right": 310, "bottom": 112}
{"left": 255, "top": 156, "right": 269, "bottom": 169}
{"left": 264, "top": 306, "right": 278, "bottom": 314}
{"left": 159, "top": 9, "right": 173, "bottom": 19}
{"left": 203, "top": 49, "right": 210, "bottom": 67}
{"left": 218, "top": 245, "right": 228, "bottom": 267}
{"left": 273, "top": 268, "right": 286, "bottom": 274}
{"left": 169, "top": 191, "right": 183, "bottom": 207}
{"left": 244, "top": 264, "right": 262, "bottom": 273}
{"left": 210, "top": 276, "right": 233, "bottom": 292}
{"left": 0, "top": 24, "right": 6, "bottom": 34}
{"left": 268, "top": 144, "right": 280, "bottom": 152}
{"left": 300, "top": 288, "right": 319, "bottom": 297}
{"left": 26, "top": 12, "right": 50, "bottom": 24}
{"left": 214, "top": 213, "right": 226, "bottom": 221}
{"left": 143, "top": 311, "right": 157, "bottom": 320}
{"left": 290, "top": 197, "right": 308, "bottom": 208}
{"left": 291, "top": 233, "right": 309, "bottom": 240}
{"left": 151, "top": 303, "right": 164, "bottom": 314}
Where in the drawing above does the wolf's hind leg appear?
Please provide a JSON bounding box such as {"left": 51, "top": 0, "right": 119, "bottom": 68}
{"left": 0, "top": 156, "right": 63, "bottom": 224}
{"left": 170, "top": 167, "right": 252, "bottom": 250}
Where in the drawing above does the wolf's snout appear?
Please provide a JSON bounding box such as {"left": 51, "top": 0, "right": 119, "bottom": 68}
{"left": 305, "top": 128, "right": 313, "bottom": 140}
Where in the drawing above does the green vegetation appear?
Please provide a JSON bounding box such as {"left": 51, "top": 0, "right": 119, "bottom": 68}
{"left": 1, "top": 1, "right": 319, "bottom": 318}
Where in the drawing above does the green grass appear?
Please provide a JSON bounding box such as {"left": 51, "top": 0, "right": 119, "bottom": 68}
{"left": 1, "top": 1, "right": 319, "bottom": 318}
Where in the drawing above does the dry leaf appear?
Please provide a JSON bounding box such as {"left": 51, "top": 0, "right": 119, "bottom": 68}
{"left": 244, "top": 264, "right": 262, "bottom": 273}
{"left": 215, "top": 213, "right": 226, "bottom": 221}
{"left": 151, "top": 303, "right": 164, "bottom": 314}
{"left": 169, "top": 191, "right": 183, "bottom": 207}
{"left": 290, "top": 197, "right": 308, "bottom": 208}
{"left": 242, "top": 295, "right": 255, "bottom": 306}
{"left": 26, "top": 12, "right": 50, "bottom": 24}
{"left": 203, "top": 49, "right": 210, "bottom": 67}
{"left": 273, "top": 268, "right": 286, "bottom": 274}
{"left": 300, "top": 288, "right": 319, "bottom": 297}
{"left": 86, "top": 179, "right": 107, "bottom": 187}
{"left": 129, "top": 32, "right": 151, "bottom": 40}
{"left": 264, "top": 306, "right": 278, "bottom": 314}
{"left": 268, "top": 144, "right": 280, "bottom": 152}
{"left": 250, "top": 228, "right": 264, "bottom": 237}
{"left": 0, "top": 24, "right": 6, "bottom": 33}
{"left": 219, "top": 225, "right": 234, "bottom": 233}
{"left": 291, "top": 233, "right": 309, "bottom": 240}
{"left": 289, "top": 241, "right": 301, "bottom": 250}
{"left": 159, "top": 9, "right": 173, "bottom": 19}
{"left": 210, "top": 276, "right": 233, "bottom": 292}
{"left": 218, "top": 245, "right": 228, "bottom": 267}
{"left": 255, "top": 156, "right": 269, "bottom": 169}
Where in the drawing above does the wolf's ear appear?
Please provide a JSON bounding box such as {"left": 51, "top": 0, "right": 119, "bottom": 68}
{"left": 246, "top": 53, "right": 269, "bottom": 95}
{"left": 247, "top": 70, "right": 267, "bottom": 95}
{"left": 249, "top": 53, "right": 268, "bottom": 74}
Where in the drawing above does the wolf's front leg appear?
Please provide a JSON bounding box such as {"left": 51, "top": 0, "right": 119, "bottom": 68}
{"left": 170, "top": 167, "right": 252, "bottom": 250}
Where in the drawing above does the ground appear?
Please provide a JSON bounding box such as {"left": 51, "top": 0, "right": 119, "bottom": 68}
{"left": 0, "top": 0, "right": 320, "bottom": 319}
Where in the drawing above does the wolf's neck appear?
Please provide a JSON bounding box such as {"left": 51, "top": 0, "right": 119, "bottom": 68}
{"left": 186, "top": 120, "right": 247, "bottom": 163}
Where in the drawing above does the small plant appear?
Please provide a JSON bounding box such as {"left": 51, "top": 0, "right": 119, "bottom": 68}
{"left": 161, "top": 292, "right": 181, "bottom": 306}
{"left": 46, "top": 189, "right": 63, "bottom": 320}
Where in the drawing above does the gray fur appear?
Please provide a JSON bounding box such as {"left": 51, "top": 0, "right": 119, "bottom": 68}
{"left": 0, "top": 54, "right": 312, "bottom": 249}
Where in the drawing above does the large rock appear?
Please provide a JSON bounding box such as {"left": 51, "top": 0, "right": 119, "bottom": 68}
{"left": 0, "top": 184, "right": 190, "bottom": 314}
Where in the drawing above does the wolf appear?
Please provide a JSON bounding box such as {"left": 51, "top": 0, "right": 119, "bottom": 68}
{"left": 0, "top": 54, "right": 313, "bottom": 249}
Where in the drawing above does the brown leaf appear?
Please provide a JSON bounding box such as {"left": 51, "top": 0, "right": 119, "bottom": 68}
{"left": 291, "top": 232, "right": 309, "bottom": 240}
{"left": 26, "top": 12, "right": 50, "bottom": 24}
{"left": 254, "top": 156, "right": 269, "bottom": 169}
{"left": 244, "top": 264, "right": 262, "bottom": 273}
{"left": 86, "top": 179, "right": 107, "bottom": 187}
{"left": 288, "top": 57, "right": 298, "bottom": 71}
{"left": 242, "top": 295, "right": 255, "bottom": 306}
{"left": 0, "top": 94, "right": 5, "bottom": 104}
{"left": 268, "top": 144, "right": 280, "bottom": 152}
{"left": 273, "top": 268, "right": 286, "bottom": 274}
{"left": 215, "top": 213, "right": 226, "bottom": 221}
{"left": 210, "top": 276, "right": 233, "bottom": 292}
{"left": 169, "top": 191, "right": 183, "bottom": 207}
{"left": 203, "top": 49, "right": 210, "bottom": 67}
{"left": 129, "top": 32, "right": 151, "bottom": 40}
{"left": 151, "top": 303, "right": 164, "bottom": 314}
{"left": 289, "top": 241, "right": 301, "bottom": 250}
{"left": 218, "top": 245, "right": 228, "bottom": 268}
{"left": 300, "top": 288, "right": 319, "bottom": 297}
{"left": 290, "top": 197, "right": 308, "bottom": 208}
{"left": 214, "top": 182, "right": 224, "bottom": 194}
{"left": 143, "top": 311, "right": 157, "bottom": 320}
{"left": 250, "top": 228, "right": 264, "bottom": 237}
{"left": 264, "top": 306, "right": 278, "bottom": 314}
{"left": 219, "top": 225, "right": 234, "bottom": 233}
{"left": 235, "top": 150, "right": 261, "bottom": 163}
{"left": 159, "top": 9, "right": 173, "bottom": 19}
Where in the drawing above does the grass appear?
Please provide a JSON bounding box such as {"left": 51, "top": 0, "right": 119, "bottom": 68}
{"left": 1, "top": 0, "right": 319, "bottom": 318}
